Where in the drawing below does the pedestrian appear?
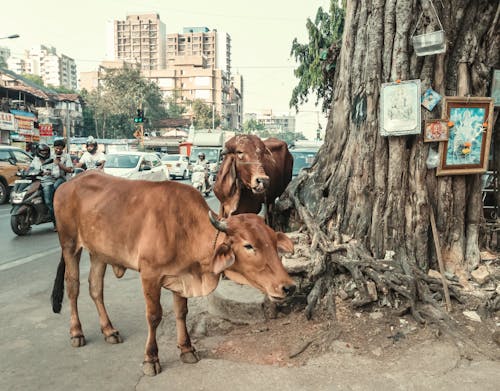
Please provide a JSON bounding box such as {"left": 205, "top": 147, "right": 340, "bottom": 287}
{"left": 52, "top": 138, "right": 74, "bottom": 191}
{"left": 77, "top": 136, "right": 106, "bottom": 170}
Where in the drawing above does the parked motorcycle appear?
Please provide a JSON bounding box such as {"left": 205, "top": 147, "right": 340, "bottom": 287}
{"left": 10, "top": 168, "right": 53, "bottom": 236}
{"left": 191, "top": 163, "right": 213, "bottom": 196}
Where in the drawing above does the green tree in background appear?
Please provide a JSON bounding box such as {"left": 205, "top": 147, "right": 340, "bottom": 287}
{"left": 20, "top": 73, "right": 46, "bottom": 88}
{"left": 290, "top": 0, "right": 344, "bottom": 113}
{"left": 165, "top": 94, "right": 186, "bottom": 118}
{"left": 81, "top": 65, "right": 167, "bottom": 139}
{"left": 192, "top": 99, "right": 220, "bottom": 130}
{"left": 242, "top": 118, "right": 265, "bottom": 134}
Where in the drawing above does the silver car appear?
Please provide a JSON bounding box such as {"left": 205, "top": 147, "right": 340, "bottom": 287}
{"left": 104, "top": 151, "right": 169, "bottom": 181}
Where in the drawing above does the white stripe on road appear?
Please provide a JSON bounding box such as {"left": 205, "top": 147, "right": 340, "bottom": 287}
{"left": 0, "top": 213, "right": 10, "bottom": 218}
{"left": 0, "top": 247, "right": 60, "bottom": 271}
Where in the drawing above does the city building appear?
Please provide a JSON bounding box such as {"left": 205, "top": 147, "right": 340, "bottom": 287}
{"left": 7, "top": 45, "right": 77, "bottom": 90}
{"left": 245, "top": 110, "right": 296, "bottom": 133}
{"left": 166, "top": 27, "right": 231, "bottom": 73}
{"left": 110, "top": 13, "right": 166, "bottom": 71}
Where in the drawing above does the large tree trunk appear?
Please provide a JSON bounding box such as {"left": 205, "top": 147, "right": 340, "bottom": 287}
{"left": 281, "top": 0, "right": 499, "bottom": 320}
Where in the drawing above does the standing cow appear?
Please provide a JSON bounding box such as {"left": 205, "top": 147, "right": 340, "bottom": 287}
{"left": 213, "top": 134, "right": 293, "bottom": 223}
{"left": 51, "top": 171, "right": 295, "bottom": 376}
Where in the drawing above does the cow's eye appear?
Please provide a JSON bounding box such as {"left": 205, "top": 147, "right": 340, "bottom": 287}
{"left": 237, "top": 151, "right": 244, "bottom": 159}
{"left": 243, "top": 244, "right": 254, "bottom": 250}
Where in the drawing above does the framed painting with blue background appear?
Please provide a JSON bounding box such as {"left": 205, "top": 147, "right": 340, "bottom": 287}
{"left": 436, "top": 97, "right": 494, "bottom": 176}
{"left": 421, "top": 88, "right": 442, "bottom": 111}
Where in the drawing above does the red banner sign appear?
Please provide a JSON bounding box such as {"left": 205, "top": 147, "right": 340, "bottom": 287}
{"left": 39, "top": 123, "right": 53, "bottom": 137}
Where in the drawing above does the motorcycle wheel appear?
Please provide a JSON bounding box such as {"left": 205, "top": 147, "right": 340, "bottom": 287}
{"left": 11, "top": 214, "right": 31, "bottom": 236}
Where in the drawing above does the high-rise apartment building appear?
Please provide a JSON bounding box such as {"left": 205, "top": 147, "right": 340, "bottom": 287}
{"left": 166, "top": 27, "right": 231, "bottom": 73}
{"left": 112, "top": 13, "right": 166, "bottom": 70}
{"left": 7, "top": 45, "right": 77, "bottom": 90}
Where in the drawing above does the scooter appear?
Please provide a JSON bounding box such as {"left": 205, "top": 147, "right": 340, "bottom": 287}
{"left": 10, "top": 168, "right": 53, "bottom": 236}
{"left": 191, "top": 163, "right": 213, "bottom": 196}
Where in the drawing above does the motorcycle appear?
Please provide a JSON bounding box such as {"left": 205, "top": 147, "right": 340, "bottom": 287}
{"left": 10, "top": 166, "right": 53, "bottom": 236}
{"left": 191, "top": 163, "right": 213, "bottom": 197}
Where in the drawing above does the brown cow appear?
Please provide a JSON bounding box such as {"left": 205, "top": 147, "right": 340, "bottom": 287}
{"left": 213, "top": 135, "right": 293, "bottom": 221}
{"left": 51, "top": 171, "right": 295, "bottom": 376}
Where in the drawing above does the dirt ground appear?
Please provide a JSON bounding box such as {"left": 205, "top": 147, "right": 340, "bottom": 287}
{"left": 188, "top": 298, "right": 499, "bottom": 368}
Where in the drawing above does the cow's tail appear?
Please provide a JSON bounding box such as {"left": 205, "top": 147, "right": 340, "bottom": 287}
{"left": 51, "top": 254, "right": 65, "bottom": 313}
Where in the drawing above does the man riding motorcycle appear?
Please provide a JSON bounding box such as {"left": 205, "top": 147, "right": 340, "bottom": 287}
{"left": 77, "top": 136, "right": 106, "bottom": 170}
{"left": 27, "top": 143, "right": 56, "bottom": 230}
{"left": 53, "top": 138, "right": 74, "bottom": 191}
{"left": 193, "top": 152, "right": 211, "bottom": 192}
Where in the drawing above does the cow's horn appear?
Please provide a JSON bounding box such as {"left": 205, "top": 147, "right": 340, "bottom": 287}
{"left": 209, "top": 211, "right": 227, "bottom": 232}
{"left": 221, "top": 147, "right": 228, "bottom": 155}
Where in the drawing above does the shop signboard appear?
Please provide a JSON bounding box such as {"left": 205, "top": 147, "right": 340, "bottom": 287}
{"left": 39, "top": 123, "right": 53, "bottom": 137}
{"left": 0, "top": 112, "right": 17, "bottom": 131}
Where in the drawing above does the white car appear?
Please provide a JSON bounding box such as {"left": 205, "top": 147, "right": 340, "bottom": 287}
{"left": 161, "top": 153, "right": 190, "bottom": 179}
{"left": 104, "top": 151, "right": 169, "bottom": 181}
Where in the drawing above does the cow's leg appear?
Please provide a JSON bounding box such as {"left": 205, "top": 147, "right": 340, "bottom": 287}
{"left": 88, "top": 255, "right": 123, "bottom": 344}
{"left": 63, "top": 246, "right": 85, "bottom": 347}
{"left": 141, "top": 275, "right": 163, "bottom": 376}
{"left": 173, "top": 292, "right": 199, "bottom": 364}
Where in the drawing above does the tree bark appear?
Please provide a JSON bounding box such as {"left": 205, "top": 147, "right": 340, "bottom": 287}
{"left": 281, "top": 0, "right": 499, "bottom": 319}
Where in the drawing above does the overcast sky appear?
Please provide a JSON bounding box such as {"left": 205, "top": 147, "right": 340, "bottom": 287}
{"left": 1, "top": 0, "right": 330, "bottom": 139}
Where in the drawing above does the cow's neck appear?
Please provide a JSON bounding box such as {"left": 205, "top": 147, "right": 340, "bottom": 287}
{"left": 161, "top": 226, "right": 227, "bottom": 298}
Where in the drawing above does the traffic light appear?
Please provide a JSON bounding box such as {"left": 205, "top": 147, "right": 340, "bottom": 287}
{"left": 134, "top": 109, "right": 144, "bottom": 123}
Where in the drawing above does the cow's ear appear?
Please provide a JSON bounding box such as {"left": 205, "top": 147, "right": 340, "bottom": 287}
{"left": 214, "top": 154, "right": 241, "bottom": 215}
{"left": 276, "top": 232, "right": 294, "bottom": 254}
{"left": 212, "top": 243, "right": 235, "bottom": 274}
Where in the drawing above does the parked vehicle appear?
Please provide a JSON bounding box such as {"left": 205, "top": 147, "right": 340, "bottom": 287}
{"left": 103, "top": 151, "right": 169, "bottom": 181}
{"left": 0, "top": 145, "right": 33, "bottom": 204}
{"left": 10, "top": 168, "right": 53, "bottom": 236}
{"left": 191, "top": 162, "right": 213, "bottom": 196}
{"left": 290, "top": 140, "right": 323, "bottom": 176}
{"left": 161, "top": 154, "right": 190, "bottom": 179}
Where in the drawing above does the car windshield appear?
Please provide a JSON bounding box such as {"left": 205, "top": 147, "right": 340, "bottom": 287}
{"left": 291, "top": 150, "right": 318, "bottom": 176}
{"left": 161, "top": 155, "right": 180, "bottom": 162}
{"left": 106, "top": 154, "right": 140, "bottom": 168}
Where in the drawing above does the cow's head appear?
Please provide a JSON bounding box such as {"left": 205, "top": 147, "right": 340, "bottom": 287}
{"left": 209, "top": 211, "right": 296, "bottom": 302}
{"left": 218, "top": 135, "right": 271, "bottom": 196}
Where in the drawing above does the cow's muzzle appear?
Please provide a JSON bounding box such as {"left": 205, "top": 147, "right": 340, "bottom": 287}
{"left": 252, "top": 177, "right": 269, "bottom": 194}
{"left": 269, "top": 283, "right": 296, "bottom": 302}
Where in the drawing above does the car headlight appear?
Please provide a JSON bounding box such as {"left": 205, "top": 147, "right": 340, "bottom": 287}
{"left": 11, "top": 191, "right": 26, "bottom": 204}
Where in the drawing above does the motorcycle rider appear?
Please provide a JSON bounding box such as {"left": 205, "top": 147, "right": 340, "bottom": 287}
{"left": 77, "top": 136, "right": 106, "bottom": 170}
{"left": 28, "top": 143, "right": 56, "bottom": 229}
{"left": 52, "top": 138, "right": 74, "bottom": 191}
{"left": 194, "top": 152, "right": 211, "bottom": 191}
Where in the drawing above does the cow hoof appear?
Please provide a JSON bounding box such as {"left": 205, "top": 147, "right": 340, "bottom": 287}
{"left": 70, "top": 335, "right": 86, "bottom": 347}
{"left": 142, "top": 361, "right": 162, "bottom": 376}
{"left": 104, "top": 332, "right": 123, "bottom": 344}
{"left": 180, "top": 351, "right": 199, "bottom": 364}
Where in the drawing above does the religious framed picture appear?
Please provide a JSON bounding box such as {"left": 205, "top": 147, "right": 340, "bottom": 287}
{"left": 380, "top": 79, "right": 421, "bottom": 136}
{"left": 436, "top": 97, "right": 494, "bottom": 176}
{"left": 491, "top": 69, "right": 500, "bottom": 107}
{"left": 423, "top": 119, "right": 449, "bottom": 142}
{"left": 421, "top": 88, "right": 442, "bottom": 111}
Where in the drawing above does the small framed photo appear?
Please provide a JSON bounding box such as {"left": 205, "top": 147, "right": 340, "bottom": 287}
{"left": 380, "top": 79, "right": 421, "bottom": 136}
{"left": 421, "top": 88, "right": 442, "bottom": 111}
{"left": 436, "top": 97, "right": 494, "bottom": 176}
{"left": 423, "top": 119, "right": 449, "bottom": 142}
{"left": 491, "top": 69, "right": 500, "bottom": 107}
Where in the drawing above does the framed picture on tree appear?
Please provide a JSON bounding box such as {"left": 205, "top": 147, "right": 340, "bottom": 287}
{"left": 436, "top": 97, "right": 494, "bottom": 176}
{"left": 423, "top": 119, "right": 449, "bottom": 142}
{"left": 380, "top": 79, "right": 421, "bottom": 136}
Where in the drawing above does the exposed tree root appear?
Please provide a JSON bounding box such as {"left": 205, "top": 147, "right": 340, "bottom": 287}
{"left": 273, "top": 178, "right": 500, "bottom": 360}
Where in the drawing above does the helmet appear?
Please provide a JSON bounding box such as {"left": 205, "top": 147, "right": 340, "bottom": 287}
{"left": 198, "top": 153, "right": 205, "bottom": 159}
{"left": 86, "top": 136, "right": 98, "bottom": 153}
{"left": 36, "top": 143, "right": 50, "bottom": 159}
